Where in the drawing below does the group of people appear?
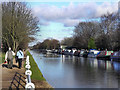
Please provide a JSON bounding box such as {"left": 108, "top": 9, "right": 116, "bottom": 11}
{"left": 5, "top": 47, "right": 24, "bottom": 69}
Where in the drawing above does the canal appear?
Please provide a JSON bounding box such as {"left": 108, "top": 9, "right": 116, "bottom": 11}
{"left": 30, "top": 50, "right": 120, "bottom": 88}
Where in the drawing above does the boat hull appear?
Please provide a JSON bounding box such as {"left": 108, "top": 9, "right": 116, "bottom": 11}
{"left": 97, "top": 56, "right": 110, "bottom": 60}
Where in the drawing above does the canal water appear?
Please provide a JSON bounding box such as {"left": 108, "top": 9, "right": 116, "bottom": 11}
{"left": 30, "top": 50, "right": 120, "bottom": 88}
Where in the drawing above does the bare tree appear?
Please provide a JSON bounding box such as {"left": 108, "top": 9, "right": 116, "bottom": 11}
{"left": 73, "top": 21, "right": 100, "bottom": 49}
{"left": 98, "top": 13, "right": 118, "bottom": 50}
{"left": 61, "top": 37, "right": 74, "bottom": 47}
{"left": 2, "top": 2, "right": 39, "bottom": 52}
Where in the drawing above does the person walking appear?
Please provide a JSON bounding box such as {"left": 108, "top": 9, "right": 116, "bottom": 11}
{"left": 5, "top": 47, "right": 15, "bottom": 69}
{"left": 17, "top": 48, "right": 24, "bottom": 69}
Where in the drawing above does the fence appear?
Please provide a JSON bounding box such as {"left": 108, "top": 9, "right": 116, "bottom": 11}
{"left": 25, "top": 56, "right": 35, "bottom": 89}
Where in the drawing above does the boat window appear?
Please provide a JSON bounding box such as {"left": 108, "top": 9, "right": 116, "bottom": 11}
{"left": 114, "top": 52, "right": 118, "bottom": 56}
{"left": 99, "top": 51, "right": 105, "bottom": 56}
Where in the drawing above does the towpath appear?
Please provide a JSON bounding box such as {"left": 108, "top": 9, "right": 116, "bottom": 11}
{"left": 1, "top": 58, "right": 52, "bottom": 89}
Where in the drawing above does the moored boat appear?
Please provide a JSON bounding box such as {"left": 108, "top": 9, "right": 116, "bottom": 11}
{"left": 46, "top": 50, "right": 52, "bottom": 54}
{"left": 110, "top": 51, "right": 120, "bottom": 61}
{"left": 96, "top": 51, "right": 113, "bottom": 60}
{"left": 79, "top": 49, "right": 85, "bottom": 57}
{"left": 62, "top": 49, "right": 71, "bottom": 55}
{"left": 74, "top": 50, "right": 80, "bottom": 56}
{"left": 83, "top": 51, "right": 89, "bottom": 58}
{"left": 88, "top": 50, "right": 100, "bottom": 58}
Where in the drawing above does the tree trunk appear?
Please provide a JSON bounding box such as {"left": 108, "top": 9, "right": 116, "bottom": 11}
{"left": 15, "top": 41, "right": 19, "bottom": 53}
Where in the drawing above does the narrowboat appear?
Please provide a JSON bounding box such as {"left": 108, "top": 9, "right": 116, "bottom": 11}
{"left": 96, "top": 51, "right": 113, "bottom": 60}
{"left": 88, "top": 50, "right": 100, "bottom": 58}
{"left": 74, "top": 50, "right": 80, "bottom": 56}
{"left": 79, "top": 49, "right": 85, "bottom": 57}
{"left": 83, "top": 51, "right": 89, "bottom": 58}
{"left": 110, "top": 51, "right": 120, "bottom": 61}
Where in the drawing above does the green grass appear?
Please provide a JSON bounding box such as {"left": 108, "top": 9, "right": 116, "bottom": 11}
{"left": 26, "top": 51, "right": 46, "bottom": 81}
{"left": 0, "top": 52, "right": 5, "bottom": 64}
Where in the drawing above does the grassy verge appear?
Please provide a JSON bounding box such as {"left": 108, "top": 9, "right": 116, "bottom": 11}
{"left": 26, "top": 51, "right": 46, "bottom": 81}
{"left": 0, "top": 52, "right": 5, "bottom": 64}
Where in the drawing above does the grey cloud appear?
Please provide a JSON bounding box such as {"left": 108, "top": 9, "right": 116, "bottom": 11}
{"left": 32, "top": 2, "right": 118, "bottom": 27}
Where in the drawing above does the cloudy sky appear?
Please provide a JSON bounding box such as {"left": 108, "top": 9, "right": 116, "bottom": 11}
{"left": 28, "top": 0, "right": 119, "bottom": 46}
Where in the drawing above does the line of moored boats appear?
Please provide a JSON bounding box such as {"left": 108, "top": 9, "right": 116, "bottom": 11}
{"left": 45, "top": 49, "right": 120, "bottom": 61}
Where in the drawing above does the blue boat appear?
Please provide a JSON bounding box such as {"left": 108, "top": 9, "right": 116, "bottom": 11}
{"left": 88, "top": 50, "right": 100, "bottom": 58}
{"left": 111, "top": 51, "right": 120, "bottom": 61}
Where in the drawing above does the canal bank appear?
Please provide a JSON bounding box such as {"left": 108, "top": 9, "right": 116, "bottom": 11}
{"left": 1, "top": 51, "right": 52, "bottom": 89}
{"left": 26, "top": 51, "right": 52, "bottom": 88}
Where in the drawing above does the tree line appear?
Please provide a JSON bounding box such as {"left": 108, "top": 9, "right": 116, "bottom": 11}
{"left": 2, "top": 2, "right": 39, "bottom": 52}
{"left": 32, "top": 12, "right": 120, "bottom": 51}
{"left": 62, "top": 12, "right": 120, "bottom": 51}
{"left": 32, "top": 39, "right": 60, "bottom": 50}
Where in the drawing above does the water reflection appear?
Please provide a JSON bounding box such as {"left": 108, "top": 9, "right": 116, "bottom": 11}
{"left": 43, "top": 53, "right": 60, "bottom": 58}
{"left": 97, "top": 60, "right": 112, "bottom": 70}
{"left": 30, "top": 50, "right": 120, "bottom": 88}
{"left": 111, "top": 62, "right": 120, "bottom": 73}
